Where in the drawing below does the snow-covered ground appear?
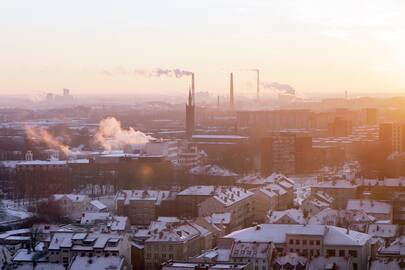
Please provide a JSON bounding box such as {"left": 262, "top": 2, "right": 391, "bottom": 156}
{"left": 0, "top": 199, "right": 33, "bottom": 225}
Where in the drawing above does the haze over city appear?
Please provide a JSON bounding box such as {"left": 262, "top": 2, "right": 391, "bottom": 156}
{"left": 1, "top": 0, "right": 405, "bottom": 98}
{"left": 2, "top": 1, "right": 405, "bottom": 270}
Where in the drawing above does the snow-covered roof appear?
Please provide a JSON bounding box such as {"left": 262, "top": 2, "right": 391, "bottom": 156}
{"left": 231, "top": 242, "right": 272, "bottom": 259}
{"left": 367, "top": 224, "right": 398, "bottom": 238}
{"left": 347, "top": 200, "right": 392, "bottom": 215}
{"left": 190, "top": 165, "right": 238, "bottom": 177}
{"left": 379, "top": 236, "right": 405, "bottom": 256}
{"left": 308, "top": 208, "right": 376, "bottom": 226}
{"left": 313, "top": 180, "right": 357, "bottom": 189}
{"left": 116, "top": 189, "right": 172, "bottom": 205}
{"left": 89, "top": 200, "right": 107, "bottom": 211}
{"left": 14, "top": 263, "right": 65, "bottom": 270}
{"left": 370, "top": 259, "right": 402, "bottom": 270}
{"left": 17, "top": 160, "right": 67, "bottom": 166}
{"left": 274, "top": 253, "right": 307, "bottom": 267}
{"left": 178, "top": 185, "right": 215, "bottom": 196}
{"left": 224, "top": 224, "right": 371, "bottom": 246}
{"left": 213, "top": 187, "right": 253, "bottom": 207}
{"left": 146, "top": 222, "right": 209, "bottom": 243}
{"left": 205, "top": 212, "right": 232, "bottom": 225}
{"left": 53, "top": 194, "right": 88, "bottom": 203}
{"left": 307, "top": 256, "right": 350, "bottom": 270}
{"left": 69, "top": 255, "right": 124, "bottom": 270}
{"left": 267, "top": 209, "right": 304, "bottom": 225}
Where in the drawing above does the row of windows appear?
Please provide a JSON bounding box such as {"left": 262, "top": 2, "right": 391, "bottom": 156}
{"left": 289, "top": 239, "right": 321, "bottom": 245}
{"left": 327, "top": 249, "right": 358, "bottom": 257}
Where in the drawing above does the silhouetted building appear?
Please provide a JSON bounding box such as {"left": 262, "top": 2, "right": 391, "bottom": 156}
{"left": 327, "top": 117, "right": 352, "bottom": 137}
{"left": 365, "top": 108, "right": 378, "bottom": 125}
{"left": 261, "top": 133, "right": 313, "bottom": 175}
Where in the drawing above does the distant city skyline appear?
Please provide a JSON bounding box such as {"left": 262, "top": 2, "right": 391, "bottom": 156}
{"left": 1, "top": 0, "right": 405, "bottom": 97}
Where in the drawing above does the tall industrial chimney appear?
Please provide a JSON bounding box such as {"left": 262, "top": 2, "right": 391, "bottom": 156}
{"left": 191, "top": 73, "right": 195, "bottom": 106}
{"left": 256, "top": 69, "right": 260, "bottom": 100}
{"left": 230, "top": 72, "right": 234, "bottom": 109}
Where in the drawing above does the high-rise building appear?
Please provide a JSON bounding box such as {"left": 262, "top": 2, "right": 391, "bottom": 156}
{"left": 261, "top": 132, "right": 313, "bottom": 175}
{"left": 379, "top": 122, "right": 405, "bottom": 154}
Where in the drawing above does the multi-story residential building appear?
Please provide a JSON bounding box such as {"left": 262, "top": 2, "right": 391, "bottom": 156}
{"left": 223, "top": 224, "right": 371, "bottom": 270}
{"left": 261, "top": 132, "right": 313, "bottom": 175}
{"left": 311, "top": 180, "right": 358, "bottom": 209}
{"left": 176, "top": 185, "right": 215, "bottom": 218}
{"left": 302, "top": 190, "right": 335, "bottom": 215}
{"left": 53, "top": 194, "right": 90, "bottom": 220}
{"left": 115, "top": 189, "right": 176, "bottom": 225}
{"left": 44, "top": 231, "right": 131, "bottom": 268}
{"left": 143, "top": 221, "right": 212, "bottom": 270}
{"left": 198, "top": 187, "right": 254, "bottom": 231}
{"left": 346, "top": 199, "right": 393, "bottom": 223}
{"left": 161, "top": 261, "right": 251, "bottom": 270}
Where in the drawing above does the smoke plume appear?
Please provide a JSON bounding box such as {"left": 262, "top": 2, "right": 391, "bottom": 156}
{"left": 94, "top": 117, "right": 154, "bottom": 151}
{"left": 102, "top": 67, "right": 193, "bottom": 78}
{"left": 261, "top": 82, "right": 296, "bottom": 95}
{"left": 25, "top": 127, "right": 70, "bottom": 155}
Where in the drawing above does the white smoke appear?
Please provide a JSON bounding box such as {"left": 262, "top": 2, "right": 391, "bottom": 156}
{"left": 94, "top": 117, "right": 154, "bottom": 151}
{"left": 101, "top": 67, "right": 193, "bottom": 78}
{"left": 25, "top": 127, "right": 70, "bottom": 156}
{"left": 261, "top": 81, "right": 296, "bottom": 95}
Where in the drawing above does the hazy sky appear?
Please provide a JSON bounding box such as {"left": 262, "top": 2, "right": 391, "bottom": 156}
{"left": 1, "top": 0, "right": 405, "bottom": 97}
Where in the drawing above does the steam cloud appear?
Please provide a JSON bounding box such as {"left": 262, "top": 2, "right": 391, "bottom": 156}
{"left": 102, "top": 67, "right": 193, "bottom": 78}
{"left": 261, "top": 82, "right": 296, "bottom": 95}
{"left": 94, "top": 117, "right": 154, "bottom": 151}
{"left": 25, "top": 127, "right": 70, "bottom": 155}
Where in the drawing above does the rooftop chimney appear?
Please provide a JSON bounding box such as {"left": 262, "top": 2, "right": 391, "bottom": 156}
{"left": 230, "top": 72, "right": 234, "bottom": 109}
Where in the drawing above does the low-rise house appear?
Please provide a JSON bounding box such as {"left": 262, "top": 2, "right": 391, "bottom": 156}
{"left": 84, "top": 200, "right": 107, "bottom": 212}
{"left": 378, "top": 236, "right": 405, "bottom": 258}
{"left": 266, "top": 209, "right": 305, "bottom": 225}
{"left": 346, "top": 199, "right": 393, "bottom": 223}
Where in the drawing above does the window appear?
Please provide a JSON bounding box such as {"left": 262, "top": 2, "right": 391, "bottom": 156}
{"left": 316, "top": 240, "right": 320, "bottom": 245}
{"left": 303, "top": 240, "right": 307, "bottom": 245}
{"left": 352, "top": 263, "right": 358, "bottom": 270}
{"left": 309, "top": 240, "right": 314, "bottom": 245}
{"left": 289, "top": 239, "right": 293, "bottom": 244}
{"left": 295, "top": 239, "right": 300, "bottom": 245}
{"left": 339, "top": 250, "right": 345, "bottom": 256}
{"left": 327, "top": 249, "right": 336, "bottom": 256}
{"left": 349, "top": 250, "right": 358, "bottom": 257}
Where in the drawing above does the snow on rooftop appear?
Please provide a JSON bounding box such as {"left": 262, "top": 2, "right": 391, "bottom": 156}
{"left": 307, "top": 256, "right": 349, "bottom": 270}
{"left": 225, "top": 224, "right": 371, "bottom": 246}
{"left": 367, "top": 224, "right": 398, "bottom": 238}
{"left": 205, "top": 212, "right": 232, "bottom": 225}
{"left": 53, "top": 194, "right": 88, "bottom": 203}
{"left": 347, "top": 200, "right": 392, "bottom": 215}
{"left": 69, "top": 255, "right": 124, "bottom": 270}
{"left": 213, "top": 187, "right": 253, "bottom": 206}
{"left": 190, "top": 165, "right": 238, "bottom": 177}
{"left": 267, "top": 209, "right": 304, "bottom": 225}
{"left": 178, "top": 185, "right": 215, "bottom": 196}
{"left": 89, "top": 200, "right": 107, "bottom": 210}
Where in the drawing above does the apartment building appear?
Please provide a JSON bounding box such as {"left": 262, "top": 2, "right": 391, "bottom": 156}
{"left": 223, "top": 224, "right": 371, "bottom": 270}
{"left": 198, "top": 187, "right": 254, "bottom": 231}
{"left": 115, "top": 189, "right": 175, "bottom": 225}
